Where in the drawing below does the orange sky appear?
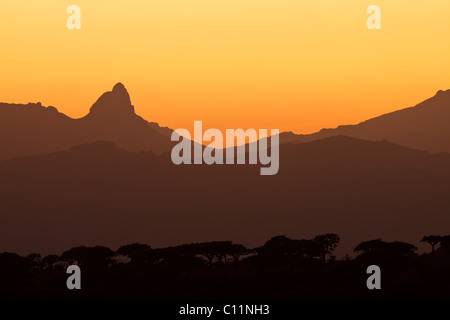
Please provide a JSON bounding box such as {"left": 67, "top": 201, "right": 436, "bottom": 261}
{"left": 1, "top": 0, "right": 449, "bottom": 134}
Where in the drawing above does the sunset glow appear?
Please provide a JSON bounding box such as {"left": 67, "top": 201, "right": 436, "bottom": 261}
{"left": 1, "top": 0, "right": 449, "bottom": 133}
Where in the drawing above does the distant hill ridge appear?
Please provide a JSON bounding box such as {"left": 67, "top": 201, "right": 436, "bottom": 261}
{"left": 0, "top": 83, "right": 175, "bottom": 161}
{"left": 280, "top": 89, "right": 450, "bottom": 153}
{"left": 2, "top": 135, "right": 450, "bottom": 254}
{"left": 1, "top": 83, "right": 450, "bottom": 162}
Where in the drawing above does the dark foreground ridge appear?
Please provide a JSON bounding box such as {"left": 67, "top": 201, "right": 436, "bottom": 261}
{"left": 2, "top": 137, "right": 450, "bottom": 256}
{"left": 1, "top": 233, "right": 450, "bottom": 299}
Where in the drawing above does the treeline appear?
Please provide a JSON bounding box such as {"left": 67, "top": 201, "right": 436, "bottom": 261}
{"left": 1, "top": 233, "right": 450, "bottom": 299}
{"left": 2, "top": 233, "right": 450, "bottom": 272}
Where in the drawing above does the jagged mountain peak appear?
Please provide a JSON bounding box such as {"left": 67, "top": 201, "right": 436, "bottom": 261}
{"left": 87, "top": 82, "right": 135, "bottom": 119}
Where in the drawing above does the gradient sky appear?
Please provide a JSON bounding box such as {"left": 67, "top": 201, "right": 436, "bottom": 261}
{"left": 1, "top": 0, "right": 449, "bottom": 134}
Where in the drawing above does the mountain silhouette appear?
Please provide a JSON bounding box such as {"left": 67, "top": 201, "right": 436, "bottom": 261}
{"left": 2, "top": 83, "right": 450, "bottom": 256}
{"left": 2, "top": 136, "right": 450, "bottom": 255}
{"left": 2, "top": 83, "right": 450, "bottom": 162}
{"left": 87, "top": 83, "right": 135, "bottom": 119}
{"left": 0, "top": 83, "right": 175, "bottom": 161}
{"left": 280, "top": 89, "right": 450, "bottom": 154}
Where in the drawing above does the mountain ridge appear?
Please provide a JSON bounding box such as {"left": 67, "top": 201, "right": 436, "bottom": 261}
{"left": 2, "top": 134, "right": 450, "bottom": 255}
{"left": 1, "top": 84, "right": 450, "bottom": 162}
{"left": 280, "top": 89, "right": 450, "bottom": 153}
{"left": 0, "top": 83, "right": 176, "bottom": 161}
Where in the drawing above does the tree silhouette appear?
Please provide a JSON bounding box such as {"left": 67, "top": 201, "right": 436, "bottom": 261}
{"left": 0, "top": 252, "right": 24, "bottom": 271}
{"left": 228, "top": 244, "right": 248, "bottom": 263}
{"left": 198, "top": 242, "right": 218, "bottom": 266}
{"left": 42, "top": 254, "right": 61, "bottom": 269}
{"left": 62, "top": 246, "right": 114, "bottom": 271}
{"left": 257, "top": 235, "right": 331, "bottom": 262}
{"left": 259, "top": 235, "right": 296, "bottom": 257}
{"left": 354, "top": 239, "right": 417, "bottom": 260}
{"left": 388, "top": 241, "right": 418, "bottom": 257}
{"left": 439, "top": 235, "right": 450, "bottom": 254}
{"left": 354, "top": 239, "right": 382, "bottom": 254}
{"left": 25, "top": 253, "right": 41, "bottom": 269}
{"left": 117, "top": 243, "right": 153, "bottom": 264}
{"left": 421, "top": 235, "right": 441, "bottom": 254}
{"left": 155, "top": 245, "right": 207, "bottom": 270}
{"left": 0, "top": 252, "right": 28, "bottom": 283}
{"left": 117, "top": 243, "right": 151, "bottom": 256}
{"left": 62, "top": 246, "right": 87, "bottom": 266}
{"left": 294, "top": 239, "right": 322, "bottom": 259}
{"left": 313, "top": 233, "right": 340, "bottom": 262}
{"left": 192, "top": 241, "right": 234, "bottom": 265}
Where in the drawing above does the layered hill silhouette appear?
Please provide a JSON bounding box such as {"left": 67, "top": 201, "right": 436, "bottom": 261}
{"left": 0, "top": 83, "right": 175, "bottom": 161}
{"left": 2, "top": 84, "right": 450, "bottom": 162}
{"left": 280, "top": 89, "right": 450, "bottom": 154}
{"left": 2, "top": 83, "right": 450, "bottom": 256}
{"left": 1, "top": 136, "right": 450, "bottom": 255}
